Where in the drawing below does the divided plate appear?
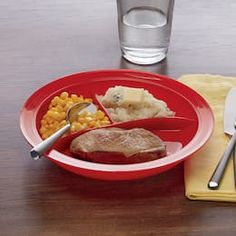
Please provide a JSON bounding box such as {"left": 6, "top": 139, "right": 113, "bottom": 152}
{"left": 20, "top": 69, "right": 214, "bottom": 180}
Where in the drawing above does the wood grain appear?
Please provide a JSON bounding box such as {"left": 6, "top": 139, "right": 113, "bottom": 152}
{"left": 1, "top": 0, "right": 236, "bottom": 235}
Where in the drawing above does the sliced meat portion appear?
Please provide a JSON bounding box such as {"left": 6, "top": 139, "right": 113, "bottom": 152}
{"left": 70, "top": 128, "right": 166, "bottom": 164}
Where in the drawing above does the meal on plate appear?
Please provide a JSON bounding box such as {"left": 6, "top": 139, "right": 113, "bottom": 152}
{"left": 70, "top": 127, "right": 167, "bottom": 164}
{"left": 98, "top": 86, "right": 174, "bottom": 122}
{"left": 39, "top": 92, "right": 110, "bottom": 139}
{"left": 39, "top": 86, "right": 173, "bottom": 163}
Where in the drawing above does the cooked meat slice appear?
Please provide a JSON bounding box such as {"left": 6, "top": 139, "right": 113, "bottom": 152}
{"left": 70, "top": 128, "right": 166, "bottom": 164}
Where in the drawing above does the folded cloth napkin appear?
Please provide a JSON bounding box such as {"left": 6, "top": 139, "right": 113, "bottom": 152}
{"left": 179, "top": 74, "right": 236, "bottom": 202}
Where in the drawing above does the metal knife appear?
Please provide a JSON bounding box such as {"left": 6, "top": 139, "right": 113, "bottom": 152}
{"left": 208, "top": 88, "right": 236, "bottom": 189}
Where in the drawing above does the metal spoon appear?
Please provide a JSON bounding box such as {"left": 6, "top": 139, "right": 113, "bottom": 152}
{"left": 30, "top": 102, "right": 97, "bottom": 160}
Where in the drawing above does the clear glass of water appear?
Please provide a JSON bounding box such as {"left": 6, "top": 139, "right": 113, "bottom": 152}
{"left": 116, "top": 0, "right": 175, "bottom": 65}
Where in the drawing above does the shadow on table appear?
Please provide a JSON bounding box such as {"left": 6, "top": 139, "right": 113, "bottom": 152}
{"left": 119, "top": 57, "right": 169, "bottom": 76}
{"left": 23, "top": 157, "right": 184, "bottom": 202}
{"left": 68, "top": 165, "right": 184, "bottom": 201}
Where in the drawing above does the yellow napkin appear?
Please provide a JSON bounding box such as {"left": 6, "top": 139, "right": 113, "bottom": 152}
{"left": 179, "top": 74, "right": 236, "bottom": 202}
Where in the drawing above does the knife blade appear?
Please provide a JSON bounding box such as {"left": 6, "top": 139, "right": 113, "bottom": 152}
{"left": 208, "top": 87, "right": 236, "bottom": 189}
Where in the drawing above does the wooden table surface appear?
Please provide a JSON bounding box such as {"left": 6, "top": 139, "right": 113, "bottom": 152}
{"left": 1, "top": 0, "right": 236, "bottom": 235}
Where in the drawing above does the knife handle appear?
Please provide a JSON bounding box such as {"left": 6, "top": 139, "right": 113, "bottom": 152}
{"left": 208, "top": 130, "right": 236, "bottom": 189}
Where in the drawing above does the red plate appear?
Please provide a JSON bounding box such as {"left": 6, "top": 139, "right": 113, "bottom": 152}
{"left": 20, "top": 69, "right": 214, "bottom": 180}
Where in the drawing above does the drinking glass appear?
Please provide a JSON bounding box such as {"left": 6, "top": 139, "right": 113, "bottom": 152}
{"left": 116, "top": 0, "right": 175, "bottom": 65}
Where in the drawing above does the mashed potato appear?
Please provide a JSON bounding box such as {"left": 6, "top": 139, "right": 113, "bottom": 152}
{"left": 100, "top": 86, "right": 174, "bottom": 122}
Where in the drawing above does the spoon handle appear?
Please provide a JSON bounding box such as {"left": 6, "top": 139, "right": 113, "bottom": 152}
{"left": 30, "top": 123, "right": 71, "bottom": 160}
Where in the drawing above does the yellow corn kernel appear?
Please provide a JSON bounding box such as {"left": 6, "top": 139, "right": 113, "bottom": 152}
{"left": 84, "top": 98, "right": 92, "bottom": 103}
{"left": 50, "top": 111, "right": 59, "bottom": 120}
{"left": 70, "top": 124, "right": 76, "bottom": 132}
{"left": 57, "top": 99, "right": 66, "bottom": 107}
{"left": 58, "top": 111, "right": 66, "bottom": 120}
{"left": 78, "top": 117, "right": 86, "bottom": 123}
{"left": 40, "top": 126, "right": 47, "bottom": 134}
{"left": 60, "top": 92, "right": 69, "bottom": 100}
{"left": 67, "top": 101, "right": 74, "bottom": 107}
{"left": 42, "top": 133, "right": 49, "bottom": 140}
{"left": 63, "top": 102, "right": 73, "bottom": 112}
{"left": 46, "top": 110, "right": 54, "bottom": 117}
{"left": 78, "top": 95, "right": 84, "bottom": 100}
{"left": 47, "top": 130, "right": 54, "bottom": 136}
{"left": 53, "top": 120, "right": 59, "bottom": 127}
{"left": 51, "top": 96, "right": 60, "bottom": 106}
{"left": 56, "top": 105, "right": 64, "bottom": 113}
{"left": 71, "top": 94, "right": 79, "bottom": 102}
{"left": 100, "top": 120, "right": 110, "bottom": 126}
{"left": 43, "top": 123, "right": 49, "bottom": 129}
{"left": 79, "top": 111, "right": 88, "bottom": 118}
{"left": 58, "top": 120, "right": 67, "bottom": 128}
{"left": 41, "top": 119, "right": 47, "bottom": 125}
{"left": 73, "top": 122, "right": 82, "bottom": 131}
{"left": 96, "top": 110, "right": 105, "bottom": 120}
{"left": 88, "top": 120, "right": 96, "bottom": 127}
{"left": 81, "top": 123, "right": 88, "bottom": 129}
{"left": 45, "top": 116, "right": 54, "bottom": 124}
{"left": 93, "top": 121, "right": 101, "bottom": 128}
{"left": 85, "top": 116, "right": 93, "bottom": 122}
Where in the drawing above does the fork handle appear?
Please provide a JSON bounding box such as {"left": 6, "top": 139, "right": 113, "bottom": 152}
{"left": 233, "top": 145, "right": 236, "bottom": 189}
{"left": 208, "top": 130, "right": 236, "bottom": 189}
